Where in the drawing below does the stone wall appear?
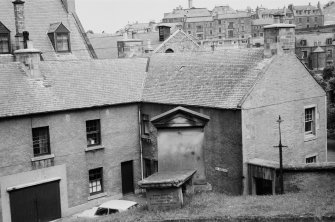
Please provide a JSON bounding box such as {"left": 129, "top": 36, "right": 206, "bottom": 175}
{"left": 284, "top": 163, "right": 335, "bottom": 193}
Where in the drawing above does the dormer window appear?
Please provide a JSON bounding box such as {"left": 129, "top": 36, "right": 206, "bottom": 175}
{"left": 48, "top": 22, "right": 71, "bottom": 53}
{"left": 0, "top": 22, "right": 10, "bottom": 54}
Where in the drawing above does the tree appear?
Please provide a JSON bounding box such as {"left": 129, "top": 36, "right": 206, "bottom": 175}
{"left": 323, "top": 66, "right": 335, "bottom": 81}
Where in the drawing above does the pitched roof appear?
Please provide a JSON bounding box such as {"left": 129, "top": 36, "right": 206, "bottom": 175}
{"left": 0, "top": 0, "right": 92, "bottom": 61}
{"left": 142, "top": 49, "right": 272, "bottom": 109}
{"left": 88, "top": 31, "right": 161, "bottom": 59}
{"left": 218, "top": 12, "right": 250, "bottom": 19}
{"left": 164, "top": 8, "right": 211, "bottom": 19}
{"left": 153, "top": 29, "right": 200, "bottom": 53}
{"left": 186, "top": 16, "right": 213, "bottom": 23}
{"left": 252, "top": 18, "right": 274, "bottom": 26}
{"left": 293, "top": 5, "right": 318, "bottom": 10}
{"left": 0, "top": 49, "right": 322, "bottom": 118}
{"left": 0, "top": 59, "right": 148, "bottom": 118}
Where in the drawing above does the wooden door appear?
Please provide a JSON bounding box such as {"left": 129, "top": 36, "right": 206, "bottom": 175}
{"left": 121, "top": 161, "right": 134, "bottom": 195}
{"left": 9, "top": 181, "right": 61, "bottom": 222}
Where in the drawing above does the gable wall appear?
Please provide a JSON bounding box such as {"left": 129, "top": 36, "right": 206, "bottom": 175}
{"left": 155, "top": 31, "right": 199, "bottom": 53}
{"left": 241, "top": 54, "right": 327, "bottom": 194}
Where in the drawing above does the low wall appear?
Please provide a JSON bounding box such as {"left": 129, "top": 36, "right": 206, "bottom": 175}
{"left": 283, "top": 163, "right": 335, "bottom": 193}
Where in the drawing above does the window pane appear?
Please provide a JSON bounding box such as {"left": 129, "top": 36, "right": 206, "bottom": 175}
{"left": 56, "top": 33, "right": 69, "bottom": 52}
{"left": 32, "top": 127, "right": 50, "bottom": 156}
{"left": 0, "top": 35, "right": 9, "bottom": 53}
{"left": 305, "top": 108, "right": 315, "bottom": 134}
{"left": 86, "top": 120, "right": 101, "bottom": 146}
{"left": 89, "top": 168, "right": 103, "bottom": 195}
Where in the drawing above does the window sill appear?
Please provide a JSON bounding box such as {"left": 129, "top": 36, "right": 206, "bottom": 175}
{"left": 304, "top": 134, "right": 317, "bottom": 142}
{"left": 31, "top": 154, "right": 55, "bottom": 162}
{"left": 85, "top": 146, "right": 105, "bottom": 152}
{"left": 88, "top": 192, "right": 107, "bottom": 201}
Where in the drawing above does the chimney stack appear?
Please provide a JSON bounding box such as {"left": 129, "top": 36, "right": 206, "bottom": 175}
{"left": 188, "top": 0, "right": 193, "bottom": 9}
{"left": 263, "top": 22, "right": 296, "bottom": 58}
{"left": 12, "top": 0, "right": 25, "bottom": 49}
{"left": 61, "top": 0, "right": 76, "bottom": 13}
{"left": 14, "top": 39, "right": 42, "bottom": 79}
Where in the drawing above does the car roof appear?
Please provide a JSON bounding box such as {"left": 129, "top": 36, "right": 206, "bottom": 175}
{"left": 99, "top": 200, "right": 137, "bottom": 210}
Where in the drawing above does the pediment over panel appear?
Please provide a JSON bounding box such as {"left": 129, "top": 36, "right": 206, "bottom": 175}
{"left": 151, "top": 106, "right": 210, "bottom": 128}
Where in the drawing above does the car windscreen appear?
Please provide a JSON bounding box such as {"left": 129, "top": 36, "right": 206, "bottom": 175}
{"left": 95, "top": 207, "right": 109, "bottom": 216}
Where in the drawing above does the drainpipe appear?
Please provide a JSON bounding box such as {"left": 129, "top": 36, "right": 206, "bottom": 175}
{"left": 138, "top": 103, "right": 144, "bottom": 181}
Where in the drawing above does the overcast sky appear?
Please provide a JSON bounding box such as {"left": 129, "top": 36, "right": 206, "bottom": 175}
{"left": 75, "top": 0, "right": 324, "bottom": 34}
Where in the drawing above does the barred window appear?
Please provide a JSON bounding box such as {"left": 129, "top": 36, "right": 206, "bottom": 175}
{"left": 89, "top": 168, "right": 103, "bottom": 195}
{"left": 86, "top": 119, "right": 101, "bottom": 147}
{"left": 32, "top": 126, "right": 50, "bottom": 157}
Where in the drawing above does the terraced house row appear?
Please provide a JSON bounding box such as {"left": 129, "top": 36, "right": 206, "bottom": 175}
{"left": 161, "top": 0, "right": 325, "bottom": 44}
{"left": 0, "top": 0, "right": 328, "bottom": 222}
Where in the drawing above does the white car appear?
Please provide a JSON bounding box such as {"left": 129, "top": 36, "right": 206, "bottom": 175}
{"left": 75, "top": 199, "right": 138, "bottom": 218}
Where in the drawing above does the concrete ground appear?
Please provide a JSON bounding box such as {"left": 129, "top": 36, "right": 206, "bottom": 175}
{"left": 327, "top": 138, "right": 335, "bottom": 162}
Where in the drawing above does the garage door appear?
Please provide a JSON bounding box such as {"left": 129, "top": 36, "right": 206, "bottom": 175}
{"left": 9, "top": 180, "right": 61, "bottom": 222}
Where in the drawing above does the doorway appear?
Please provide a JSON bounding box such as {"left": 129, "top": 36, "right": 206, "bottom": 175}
{"left": 255, "top": 178, "right": 273, "bottom": 195}
{"left": 9, "top": 180, "right": 61, "bottom": 222}
{"left": 121, "top": 160, "right": 134, "bottom": 195}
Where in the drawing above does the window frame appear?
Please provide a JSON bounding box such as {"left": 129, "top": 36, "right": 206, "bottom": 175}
{"left": 0, "top": 33, "right": 10, "bottom": 54}
{"left": 305, "top": 154, "right": 317, "bottom": 163}
{"left": 142, "top": 114, "right": 150, "bottom": 135}
{"left": 86, "top": 119, "right": 101, "bottom": 147}
{"left": 89, "top": 168, "right": 103, "bottom": 196}
{"left": 32, "top": 126, "right": 51, "bottom": 157}
{"left": 300, "top": 39, "right": 307, "bottom": 46}
{"left": 48, "top": 23, "right": 71, "bottom": 53}
{"left": 55, "top": 32, "right": 71, "bottom": 52}
{"left": 326, "top": 38, "right": 333, "bottom": 45}
{"left": 304, "top": 106, "right": 316, "bottom": 138}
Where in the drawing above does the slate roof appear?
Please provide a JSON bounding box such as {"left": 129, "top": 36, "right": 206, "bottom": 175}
{"left": 252, "top": 18, "right": 274, "bottom": 26}
{"left": 218, "top": 12, "right": 250, "bottom": 19}
{"left": 187, "top": 16, "right": 213, "bottom": 23}
{"left": 142, "top": 49, "right": 272, "bottom": 109}
{"left": 1, "top": 49, "right": 320, "bottom": 118}
{"left": 164, "top": 8, "right": 212, "bottom": 19}
{"left": 0, "top": 59, "right": 148, "bottom": 118}
{"left": 0, "top": 0, "right": 92, "bottom": 61}
{"left": 88, "top": 32, "right": 161, "bottom": 59}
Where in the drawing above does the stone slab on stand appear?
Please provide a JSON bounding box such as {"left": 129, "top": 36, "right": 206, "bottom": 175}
{"left": 138, "top": 170, "right": 196, "bottom": 211}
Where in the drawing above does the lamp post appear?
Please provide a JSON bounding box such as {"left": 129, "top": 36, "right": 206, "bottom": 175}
{"left": 273, "top": 115, "right": 287, "bottom": 194}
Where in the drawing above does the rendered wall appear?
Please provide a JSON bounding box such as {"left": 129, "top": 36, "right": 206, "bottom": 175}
{"left": 141, "top": 103, "right": 243, "bottom": 195}
{"left": 0, "top": 104, "right": 141, "bottom": 221}
{"left": 241, "top": 55, "right": 327, "bottom": 194}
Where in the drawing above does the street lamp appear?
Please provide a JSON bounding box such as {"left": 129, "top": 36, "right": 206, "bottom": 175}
{"left": 274, "top": 115, "right": 287, "bottom": 194}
